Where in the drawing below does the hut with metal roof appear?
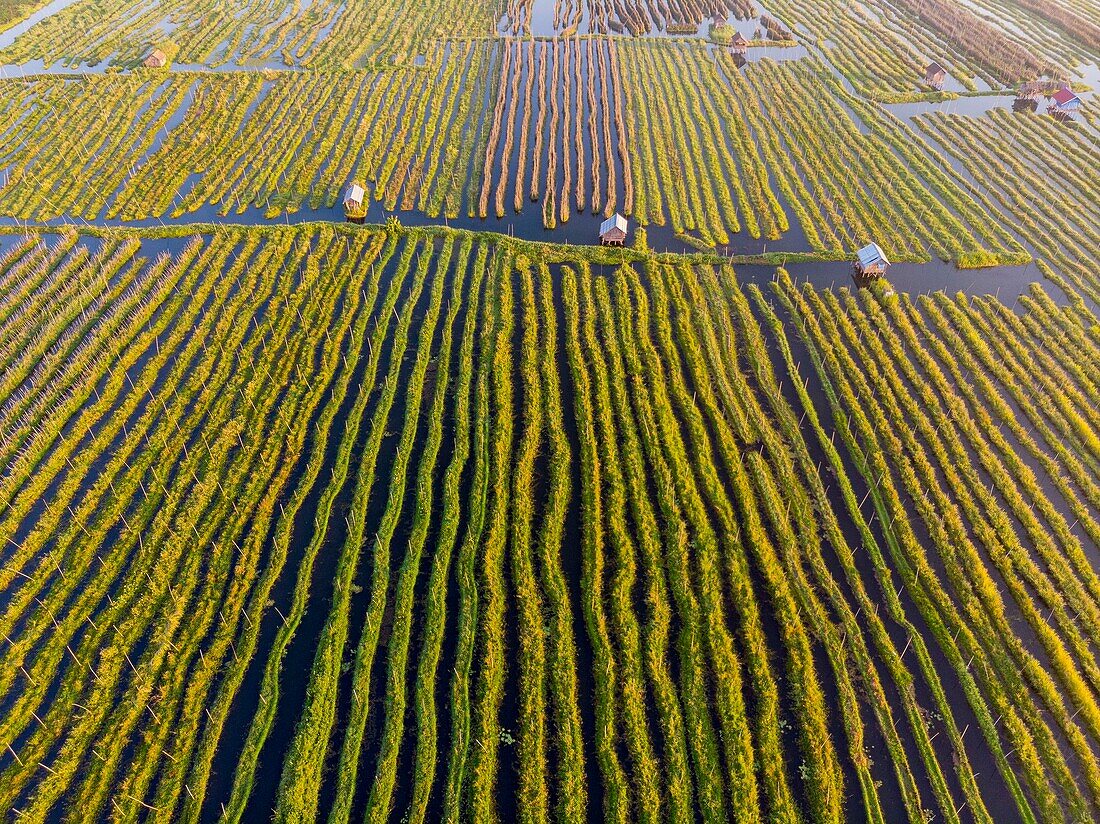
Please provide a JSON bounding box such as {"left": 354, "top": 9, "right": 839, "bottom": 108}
{"left": 599, "top": 213, "right": 628, "bottom": 246}
{"left": 1048, "top": 87, "right": 1081, "bottom": 117}
{"left": 143, "top": 48, "right": 168, "bottom": 68}
{"left": 343, "top": 182, "right": 366, "bottom": 220}
{"left": 924, "top": 61, "right": 947, "bottom": 90}
{"left": 854, "top": 243, "right": 890, "bottom": 278}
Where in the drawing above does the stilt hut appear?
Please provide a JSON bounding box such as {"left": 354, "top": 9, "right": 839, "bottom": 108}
{"left": 854, "top": 243, "right": 890, "bottom": 279}
{"left": 599, "top": 214, "right": 628, "bottom": 246}
{"left": 924, "top": 61, "right": 947, "bottom": 90}
{"left": 343, "top": 182, "right": 366, "bottom": 220}
{"left": 143, "top": 48, "right": 168, "bottom": 68}
{"left": 1048, "top": 87, "right": 1081, "bottom": 118}
{"left": 731, "top": 32, "right": 749, "bottom": 54}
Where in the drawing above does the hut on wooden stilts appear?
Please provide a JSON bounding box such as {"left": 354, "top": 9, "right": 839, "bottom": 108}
{"left": 600, "top": 214, "right": 628, "bottom": 246}
{"left": 1048, "top": 86, "right": 1081, "bottom": 120}
{"left": 854, "top": 242, "right": 890, "bottom": 279}
{"left": 143, "top": 48, "right": 168, "bottom": 68}
{"left": 924, "top": 61, "right": 947, "bottom": 90}
{"left": 343, "top": 182, "right": 366, "bottom": 221}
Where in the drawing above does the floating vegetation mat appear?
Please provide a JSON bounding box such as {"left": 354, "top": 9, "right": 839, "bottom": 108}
{"left": 0, "top": 45, "right": 1034, "bottom": 264}
{"left": 914, "top": 106, "right": 1100, "bottom": 304}
{"left": 0, "top": 223, "right": 1096, "bottom": 822}
{"left": 0, "top": 0, "right": 497, "bottom": 67}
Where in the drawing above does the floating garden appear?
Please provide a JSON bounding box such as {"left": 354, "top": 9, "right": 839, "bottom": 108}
{"left": 0, "top": 0, "right": 1096, "bottom": 820}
